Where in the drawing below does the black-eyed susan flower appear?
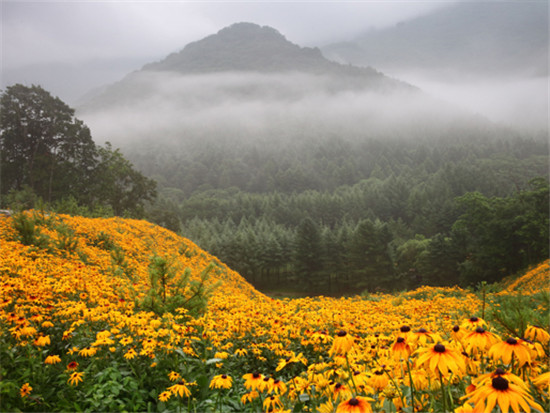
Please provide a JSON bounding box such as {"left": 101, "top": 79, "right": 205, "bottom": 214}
{"left": 243, "top": 372, "right": 264, "bottom": 391}
{"left": 461, "top": 316, "right": 487, "bottom": 331}
{"left": 462, "top": 375, "right": 543, "bottom": 413}
{"left": 391, "top": 336, "right": 412, "bottom": 360}
{"left": 532, "top": 371, "right": 550, "bottom": 395}
{"left": 68, "top": 371, "right": 84, "bottom": 386}
{"left": 336, "top": 396, "right": 374, "bottom": 413}
{"left": 78, "top": 346, "right": 97, "bottom": 357}
{"left": 124, "top": 348, "right": 137, "bottom": 360}
{"left": 318, "top": 400, "right": 335, "bottom": 413}
{"left": 330, "top": 382, "right": 352, "bottom": 400}
{"left": 269, "top": 379, "right": 287, "bottom": 395}
{"left": 158, "top": 391, "right": 171, "bottom": 402}
{"left": 241, "top": 391, "right": 259, "bottom": 404}
{"left": 66, "top": 361, "right": 79, "bottom": 370}
{"left": 276, "top": 351, "right": 307, "bottom": 371}
{"left": 263, "top": 395, "right": 284, "bottom": 411}
{"left": 209, "top": 374, "right": 232, "bottom": 389}
{"left": 463, "top": 327, "right": 500, "bottom": 354}
{"left": 44, "top": 354, "right": 61, "bottom": 364}
{"left": 33, "top": 334, "right": 50, "bottom": 347}
{"left": 234, "top": 348, "right": 248, "bottom": 356}
{"left": 168, "top": 371, "right": 181, "bottom": 382}
{"left": 525, "top": 325, "right": 550, "bottom": 345}
{"left": 367, "top": 370, "right": 389, "bottom": 392}
{"left": 413, "top": 327, "right": 441, "bottom": 346}
{"left": 488, "top": 337, "right": 531, "bottom": 367}
{"left": 168, "top": 380, "right": 192, "bottom": 397}
{"left": 415, "top": 343, "right": 466, "bottom": 378}
{"left": 329, "top": 331, "right": 355, "bottom": 356}
{"left": 20, "top": 382, "right": 32, "bottom": 398}
{"left": 473, "top": 368, "right": 529, "bottom": 392}
{"left": 451, "top": 325, "right": 465, "bottom": 342}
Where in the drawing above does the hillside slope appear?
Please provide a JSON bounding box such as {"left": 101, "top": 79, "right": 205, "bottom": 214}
{"left": 1, "top": 212, "right": 548, "bottom": 412}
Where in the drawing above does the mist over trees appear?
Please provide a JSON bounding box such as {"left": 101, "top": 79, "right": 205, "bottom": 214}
{"left": 71, "top": 22, "right": 549, "bottom": 295}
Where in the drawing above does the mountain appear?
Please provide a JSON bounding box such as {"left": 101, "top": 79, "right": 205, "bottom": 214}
{"left": 143, "top": 22, "right": 340, "bottom": 74}
{"left": 322, "top": 1, "right": 548, "bottom": 78}
{"left": 78, "top": 22, "right": 413, "bottom": 112}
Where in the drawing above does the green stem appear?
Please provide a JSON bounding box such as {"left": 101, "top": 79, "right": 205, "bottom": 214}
{"left": 406, "top": 359, "right": 416, "bottom": 412}
{"left": 345, "top": 354, "right": 359, "bottom": 395}
{"left": 439, "top": 371, "right": 447, "bottom": 412}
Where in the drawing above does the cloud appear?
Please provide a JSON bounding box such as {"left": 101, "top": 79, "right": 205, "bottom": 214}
{"left": 77, "top": 70, "right": 490, "bottom": 148}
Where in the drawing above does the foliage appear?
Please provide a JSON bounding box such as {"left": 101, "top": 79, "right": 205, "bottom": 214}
{"left": 0, "top": 84, "right": 157, "bottom": 216}
{"left": 134, "top": 255, "right": 219, "bottom": 317}
{"left": 1, "top": 213, "right": 548, "bottom": 412}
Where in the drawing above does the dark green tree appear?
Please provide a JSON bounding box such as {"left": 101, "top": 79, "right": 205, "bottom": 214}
{"left": 0, "top": 84, "right": 157, "bottom": 216}
{"left": 294, "top": 217, "right": 323, "bottom": 290}
{"left": 1, "top": 84, "right": 96, "bottom": 204}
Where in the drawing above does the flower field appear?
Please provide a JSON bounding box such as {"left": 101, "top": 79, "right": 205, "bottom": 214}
{"left": 1, "top": 211, "right": 548, "bottom": 412}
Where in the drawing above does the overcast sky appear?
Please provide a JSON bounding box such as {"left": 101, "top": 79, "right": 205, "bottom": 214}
{"left": 1, "top": 0, "right": 457, "bottom": 101}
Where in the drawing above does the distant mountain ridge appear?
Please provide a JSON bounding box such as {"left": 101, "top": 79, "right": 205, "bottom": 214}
{"left": 322, "top": 1, "right": 548, "bottom": 77}
{"left": 79, "top": 22, "right": 413, "bottom": 112}
{"left": 143, "top": 22, "right": 333, "bottom": 73}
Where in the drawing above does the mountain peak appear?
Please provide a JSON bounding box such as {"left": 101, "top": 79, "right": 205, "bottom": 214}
{"left": 142, "top": 22, "right": 328, "bottom": 73}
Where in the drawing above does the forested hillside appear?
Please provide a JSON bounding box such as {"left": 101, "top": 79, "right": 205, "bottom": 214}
{"left": 72, "top": 22, "right": 549, "bottom": 295}
{"left": 137, "top": 132, "right": 548, "bottom": 294}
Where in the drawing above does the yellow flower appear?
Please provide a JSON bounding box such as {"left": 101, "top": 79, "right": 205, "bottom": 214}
{"left": 336, "top": 396, "right": 374, "bottom": 413}
{"left": 415, "top": 343, "right": 466, "bottom": 378}
{"left": 34, "top": 335, "right": 51, "bottom": 347}
{"left": 463, "top": 327, "right": 500, "bottom": 354}
{"left": 20, "top": 382, "right": 32, "bottom": 398}
{"left": 209, "top": 374, "right": 232, "bottom": 389}
{"left": 234, "top": 348, "right": 248, "bottom": 356}
{"left": 329, "top": 331, "right": 355, "bottom": 356}
{"left": 391, "top": 336, "right": 412, "bottom": 360}
{"left": 241, "top": 391, "right": 259, "bottom": 405}
{"left": 168, "top": 371, "right": 181, "bottom": 382}
{"left": 243, "top": 372, "right": 264, "bottom": 391}
{"left": 462, "top": 375, "right": 543, "bottom": 413}
{"left": 168, "top": 381, "right": 192, "bottom": 398}
{"left": 158, "top": 391, "right": 171, "bottom": 402}
{"left": 68, "top": 371, "right": 84, "bottom": 386}
{"left": 78, "top": 346, "right": 97, "bottom": 357}
{"left": 44, "top": 354, "right": 61, "bottom": 364}
{"left": 524, "top": 325, "right": 550, "bottom": 344}
{"left": 124, "top": 348, "right": 137, "bottom": 360}
{"left": 488, "top": 337, "right": 532, "bottom": 367}
{"left": 263, "top": 395, "right": 284, "bottom": 411}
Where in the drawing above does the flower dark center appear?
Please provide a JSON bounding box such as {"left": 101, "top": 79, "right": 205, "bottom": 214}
{"left": 506, "top": 337, "right": 518, "bottom": 345}
{"left": 418, "top": 328, "right": 427, "bottom": 333}
{"left": 253, "top": 373, "right": 260, "bottom": 378}
{"left": 494, "top": 368, "right": 505, "bottom": 375}
{"left": 434, "top": 344, "right": 446, "bottom": 353}
{"left": 453, "top": 325, "right": 460, "bottom": 332}
{"left": 349, "top": 398, "right": 359, "bottom": 406}
{"left": 475, "top": 327, "right": 485, "bottom": 333}
{"left": 397, "top": 337, "right": 405, "bottom": 343}
{"left": 337, "top": 331, "right": 347, "bottom": 337}
{"left": 221, "top": 375, "right": 227, "bottom": 379}
{"left": 470, "top": 317, "right": 479, "bottom": 322}
{"left": 400, "top": 326, "right": 411, "bottom": 332}
{"left": 492, "top": 376, "right": 509, "bottom": 391}
{"left": 335, "top": 383, "right": 343, "bottom": 389}
{"left": 374, "top": 370, "right": 383, "bottom": 375}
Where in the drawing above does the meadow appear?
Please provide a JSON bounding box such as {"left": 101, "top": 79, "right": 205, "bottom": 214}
{"left": 1, "top": 211, "right": 548, "bottom": 412}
